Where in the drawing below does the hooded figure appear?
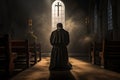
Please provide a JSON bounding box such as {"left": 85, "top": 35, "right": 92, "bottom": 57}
{"left": 49, "top": 23, "right": 72, "bottom": 71}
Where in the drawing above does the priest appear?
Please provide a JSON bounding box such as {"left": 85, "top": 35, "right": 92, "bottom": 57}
{"left": 49, "top": 23, "right": 72, "bottom": 71}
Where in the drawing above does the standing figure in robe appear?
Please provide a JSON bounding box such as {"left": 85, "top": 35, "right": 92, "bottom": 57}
{"left": 49, "top": 23, "right": 72, "bottom": 71}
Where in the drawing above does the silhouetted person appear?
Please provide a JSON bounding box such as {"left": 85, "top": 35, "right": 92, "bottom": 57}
{"left": 49, "top": 23, "right": 72, "bottom": 71}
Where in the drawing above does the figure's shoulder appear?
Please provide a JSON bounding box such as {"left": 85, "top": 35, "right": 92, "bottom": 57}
{"left": 52, "top": 30, "right": 57, "bottom": 33}
{"left": 62, "top": 29, "right": 69, "bottom": 33}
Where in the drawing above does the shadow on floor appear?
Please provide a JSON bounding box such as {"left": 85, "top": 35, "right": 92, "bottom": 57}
{"left": 49, "top": 70, "right": 76, "bottom": 80}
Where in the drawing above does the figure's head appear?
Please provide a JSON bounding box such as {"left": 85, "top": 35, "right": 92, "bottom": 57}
{"left": 57, "top": 23, "right": 63, "bottom": 29}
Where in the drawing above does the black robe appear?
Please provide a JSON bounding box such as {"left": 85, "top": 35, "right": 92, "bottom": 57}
{"left": 49, "top": 29, "right": 72, "bottom": 70}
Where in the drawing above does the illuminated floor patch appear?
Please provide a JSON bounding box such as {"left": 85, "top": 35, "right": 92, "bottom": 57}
{"left": 11, "top": 57, "right": 120, "bottom": 80}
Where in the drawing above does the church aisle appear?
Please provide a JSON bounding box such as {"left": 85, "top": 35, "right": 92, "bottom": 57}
{"left": 11, "top": 57, "right": 120, "bottom": 80}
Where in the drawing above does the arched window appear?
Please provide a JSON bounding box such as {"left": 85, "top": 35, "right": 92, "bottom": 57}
{"left": 107, "top": 0, "right": 113, "bottom": 30}
{"left": 52, "top": 0, "right": 65, "bottom": 30}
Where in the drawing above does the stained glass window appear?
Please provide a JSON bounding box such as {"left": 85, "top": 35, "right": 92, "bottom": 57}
{"left": 107, "top": 0, "right": 113, "bottom": 30}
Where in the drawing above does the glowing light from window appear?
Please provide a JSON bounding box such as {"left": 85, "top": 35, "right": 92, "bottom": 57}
{"left": 108, "top": 0, "right": 113, "bottom": 30}
{"left": 52, "top": 0, "right": 65, "bottom": 30}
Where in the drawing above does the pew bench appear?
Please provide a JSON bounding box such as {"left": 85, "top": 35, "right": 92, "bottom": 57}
{"left": 90, "top": 42, "right": 102, "bottom": 65}
{"left": 101, "top": 40, "right": 120, "bottom": 72}
{"left": 11, "top": 40, "right": 30, "bottom": 72}
{"left": 0, "top": 35, "right": 15, "bottom": 78}
{"left": 29, "top": 43, "right": 41, "bottom": 65}
{"left": 0, "top": 35, "right": 42, "bottom": 77}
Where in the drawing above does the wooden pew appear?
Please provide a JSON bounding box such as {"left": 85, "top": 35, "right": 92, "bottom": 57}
{"left": 90, "top": 42, "right": 102, "bottom": 65}
{"left": 90, "top": 43, "right": 95, "bottom": 64}
{"left": 36, "top": 43, "right": 41, "bottom": 61}
{"left": 11, "top": 40, "right": 30, "bottom": 72}
{"left": 100, "top": 40, "right": 120, "bottom": 72}
{"left": 0, "top": 35, "right": 41, "bottom": 77}
{"left": 0, "top": 34, "right": 15, "bottom": 78}
{"left": 29, "top": 42, "right": 41, "bottom": 65}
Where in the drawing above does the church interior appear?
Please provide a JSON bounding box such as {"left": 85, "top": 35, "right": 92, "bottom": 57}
{"left": 0, "top": 0, "right": 120, "bottom": 80}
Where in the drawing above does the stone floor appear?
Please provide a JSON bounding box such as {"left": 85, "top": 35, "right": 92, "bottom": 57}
{"left": 11, "top": 57, "right": 120, "bottom": 80}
